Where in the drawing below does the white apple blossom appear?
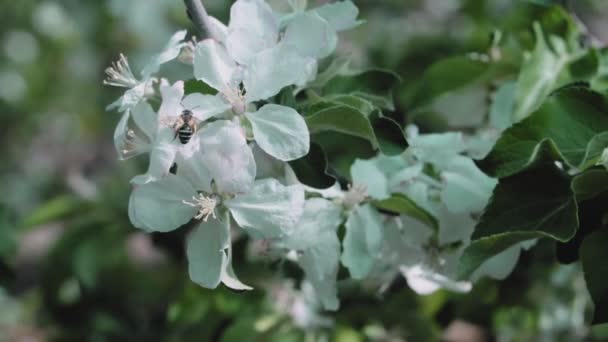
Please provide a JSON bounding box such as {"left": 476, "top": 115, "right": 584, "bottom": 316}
{"left": 104, "top": 30, "right": 188, "bottom": 112}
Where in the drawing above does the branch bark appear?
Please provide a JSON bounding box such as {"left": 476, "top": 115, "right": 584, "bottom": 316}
{"left": 183, "top": 0, "right": 214, "bottom": 38}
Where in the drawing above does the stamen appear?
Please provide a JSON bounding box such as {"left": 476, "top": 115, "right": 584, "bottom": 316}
{"left": 104, "top": 53, "right": 139, "bottom": 88}
{"left": 183, "top": 193, "right": 218, "bottom": 221}
{"left": 221, "top": 85, "right": 246, "bottom": 114}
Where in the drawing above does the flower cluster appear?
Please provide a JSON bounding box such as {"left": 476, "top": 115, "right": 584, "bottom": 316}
{"left": 106, "top": 0, "right": 516, "bottom": 319}
{"left": 105, "top": 0, "right": 361, "bottom": 290}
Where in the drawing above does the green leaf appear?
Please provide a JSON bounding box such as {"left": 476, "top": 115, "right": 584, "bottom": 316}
{"left": 312, "top": 132, "right": 376, "bottom": 180}
{"left": 512, "top": 23, "right": 573, "bottom": 121}
{"left": 410, "top": 56, "right": 491, "bottom": 109}
{"left": 479, "top": 86, "right": 608, "bottom": 178}
{"left": 369, "top": 111, "right": 408, "bottom": 156}
{"left": 183, "top": 79, "right": 217, "bottom": 95}
{"left": 305, "top": 103, "right": 407, "bottom": 156}
{"left": 458, "top": 160, "right": 578, "bottom": 279}
{"left": 322, "top": 69, "right": 401, "bottom": 110}
{"left": 326, "top": 94, "right": 375, "bottom": 115}
{"left": 22, "top": 195, "right": 86, "bottom": 229}
{"left": 569, "top": 49, "right": 600, "bottom": 81}
{"left": 581, "top": 230, "right": 608, "bottom": 324}
{"left": 372, "top": 193, "right": 438, "bottom": 230}
{"left": 556, "top": 170, "right": 608, "bottom": 264}
{"left": 288, "top": 143, "right": 336, "bottom": 189}
{"left": 305, "top": 104, "right": 376, "bottom": 144}
{"left": 572, "top": 168, "right": 608, "bottom": 202}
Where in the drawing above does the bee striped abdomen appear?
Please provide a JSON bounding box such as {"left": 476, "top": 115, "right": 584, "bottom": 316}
{"left": 178, "top": 125, "right": 194, "bottom": 144}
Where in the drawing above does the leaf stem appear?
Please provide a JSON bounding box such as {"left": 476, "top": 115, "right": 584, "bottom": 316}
{"left": 183, "top": 0, "right": 215, "bottom": 39}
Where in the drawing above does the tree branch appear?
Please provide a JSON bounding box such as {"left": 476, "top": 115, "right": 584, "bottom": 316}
{"left": 183, "top": 0, "right": 214, "bottom": 38}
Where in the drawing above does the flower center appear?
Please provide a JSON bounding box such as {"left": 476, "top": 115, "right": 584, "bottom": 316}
{"left": 222, "top": 86, "right": 247, "bottom": 115}
{"left": 104, "top": 53, "right": 139, "bottom": 88}
{"left": 342, "top": 184, "right": 368, "bottom": 209}
{"left": 183, "top": 193, "right": 218, "bottom": 221}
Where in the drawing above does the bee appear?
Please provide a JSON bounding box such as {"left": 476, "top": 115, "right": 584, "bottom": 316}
{"left": 172, "top": 109, "right": 199, "bottom": 144}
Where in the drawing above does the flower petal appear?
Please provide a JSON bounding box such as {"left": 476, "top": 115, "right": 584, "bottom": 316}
{"left": 312, "top": 0, "right": 362, "bottom": 32}
{"left": 114, "top": 111, "right": 150, "bottom": 160}
{"left": 158, "top": 79, "right": 185, "bottom": 119}
{"left": 226, "top": 28, "right": 273, "bottom": 66}
{"left": 199, "top": 120, "right": 256, "bottom": 194}
{"left": 400, "top": 264, "right": 472, "bottom": 295}
{"left": 182, "top": 93, "right": 231, "bottom": 121}
{"left": 187, "top": 217, "right": 230, "bottom": 289}
{"left": 440, "top": 156, "right": 496, "bottom": 213}
{"left": 106, "top": 82, "right": 147, "bottom": 113}
{"left": 279, "top": 198, "right": 342, "bottom": 310}
{"left": 131, "top": 101, "right": 157, "bottom": 140}
{"left": 131, "top": 142, "right": 177, "bottom": 185}
{"left": 245, "top": 104, "right": 310, "bottom": 161}
{"left": 283, "top": 12, "right": 337, "bottom": 59}
{"left": 244, "top": 43, "right": 317, "bottom": 102}
{"left": 221, "top": 245, "right": 253, "bottom": 290}
{"left": 175, "top": 151, "right": 213, "bottom": 193}
{"left": 194, "top": 39, "right": 238, "bottom": 92}
{"left": 225, "top": 179, "right": 305, "bottom": 238}
{"left": 208, "top": 16, "right": 228, "bottom": 43}
{"left": 141, "top": 30, "right": 188, "bottom": 78}
{"left": 350, "top": 159, "right": 390, "bottom": 200}
{"left": 228, "top": 0, "right": 278, "bottom": 63}
{"left": 341, "top": 204, "right": 383, "bottom": 279}
{"left": 128, "top": 174, "right": 198, "bottom": 232}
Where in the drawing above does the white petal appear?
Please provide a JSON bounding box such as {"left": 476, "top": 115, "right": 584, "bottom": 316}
{"left": 182, "top": 93, "right": 231, "bottom": 121}
{"left": 282, "top": 199, "right": 342, "bottom": 310}
{"left": 440, "top": 156, "right": 497, "bottom": 213}
{"left": 141, "top": 30, "right": 187, "bottom": 78}
{"left": 128, "top": 174, "right": 198, "bottom": 232}
{"left": 228, "top": 0, "right": 278, "bottom": 52}
{"left": 199, "top": 120, "right": 256, "bottom": 194}
{"left": 187, "top": 217, "right": 230, "bottom": 289}
{"left": 226, "top": 28, "right": 272, "bottom": 66}
{"left": 208, "top": 16, "right": 228, "bottom": 43}
{"left": 158, "top": 79, "right": 185, "bottom": 119}
{"left": 225, "top": 179, "right": 305, "bottom": 238}
{"left": 193, "top": 39, "right": 238, "bottom": 92}
{"left": 283, "top": 12, "right": 337, "bottom": 59}
{"left": 341, "top": 204, "right": 384, "bottom": 279}
{"left": 472, "top": 244, "right": 521, "bottom": 281}
{"left": 312, "top": 0, "right": 362, "bottom": 31}
{"left": 350, "top": 159, "right": 390, "bottom": 200}
{"left": 244, "top": 42, "right": 317, "bottom": 102}
{"left": 106, "top": 82, "right": 147, "bottom": 113}
{"left": 131, "top": 142, "right": 177, "bottom": 185}
{"left": 175, "top": 151, "right": 213, "bottom": 193}
{"left": 401, "top": 264, "right": 472, "bottom": 295}
{"left": 245, "top": 104, "right": 310, "bottom": 161}
{"left": 131, "top": 101, "right": 157, "bottom": 140}
{"left": 437, "top": 206, "right": 476, "bottom": 246}
{"left": 221, "top": 245, "right": 253, "bottom": 290}
{"left": 113, "top": 111, "right": 151, "bottom": 160}
{"left": 280, "top": 198, "right": 342, "bottom": 251}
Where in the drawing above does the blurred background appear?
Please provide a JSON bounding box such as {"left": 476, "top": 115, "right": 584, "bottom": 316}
{"left": 2, "top": 0, "right": 608, "bottom": 340}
